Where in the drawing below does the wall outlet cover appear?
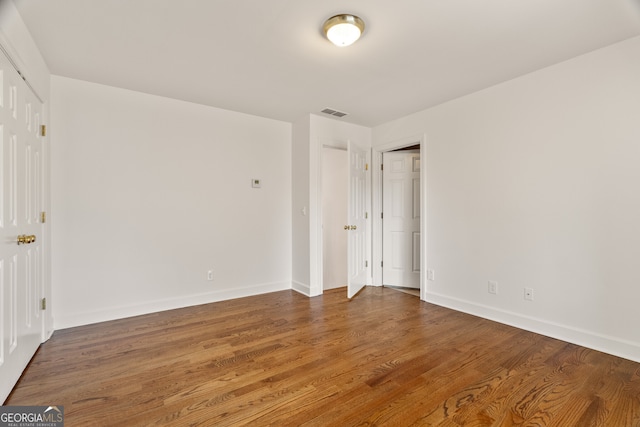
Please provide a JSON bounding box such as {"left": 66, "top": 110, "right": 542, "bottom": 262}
{"left": 524, "top": 288, "right": 534, "bottom": 301}
{"left": 488, "top": 281, "right": 498, "bottom": 294}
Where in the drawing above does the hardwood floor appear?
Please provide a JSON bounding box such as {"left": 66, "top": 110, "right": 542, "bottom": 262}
{"left": 6, "top": 287, "right": 640, "bottom": 426}
{"left": 385, "top": 285, "right": 420, "bottom": 297}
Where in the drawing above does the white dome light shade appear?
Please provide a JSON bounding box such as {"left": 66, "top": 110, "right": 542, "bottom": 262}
{"left": 327, "top": 23, "right": 361, "bottom": 47}
{"left": 323, "top": 14, "right": 365, "bottom": 47}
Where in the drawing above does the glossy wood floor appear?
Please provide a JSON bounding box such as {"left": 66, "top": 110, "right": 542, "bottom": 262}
{"left": 7, "top": 287, "right": 640, "bottom": 426}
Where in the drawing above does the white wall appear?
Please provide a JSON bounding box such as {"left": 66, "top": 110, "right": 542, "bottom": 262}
{"left": 322, "top": 147, "right": 347, "bottom": 290}
{"left": 51, "top": 76, "right": 292, "bottom": 329}
{"left": 374, "top": 36, "right": 640, "bottom": 362}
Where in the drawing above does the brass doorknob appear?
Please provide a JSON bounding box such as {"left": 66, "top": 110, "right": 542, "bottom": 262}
{"left": 344, "top": 225, "right": 349, "bottom": 230}
{"left": 16, "top": 234, "right": 36, "bottom": 245}
{"left": 351, "top": 225, "right": 357, "bottom": 230}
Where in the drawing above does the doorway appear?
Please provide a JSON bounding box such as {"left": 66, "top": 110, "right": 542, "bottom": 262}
{"left": 382, "top": 148, "right": 421, "bottom": 289}
{"left": 321, "top": 146, "right": 347, "bottom": 290}
{"left": 373, "top": 136, "right": 426, "bottom": 300}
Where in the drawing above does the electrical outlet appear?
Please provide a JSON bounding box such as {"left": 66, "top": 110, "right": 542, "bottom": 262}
{"left": 207, "top": 270, "right": 214, "bottom": 281}
{"left": 427, "top": 269, "right": 435, "bottom": 281}
{"left": 488, "top": 280, "right": 498, "bottom": 294}
{"left": 524, "top": 287, "right": 534, "bottom": 301}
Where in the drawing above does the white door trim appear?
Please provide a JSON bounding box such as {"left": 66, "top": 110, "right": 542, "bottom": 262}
{"left": 373, "top": 134, "right": 427, "bottom": 301}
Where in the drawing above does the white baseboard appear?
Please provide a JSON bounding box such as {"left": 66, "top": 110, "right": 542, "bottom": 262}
{"left": 424, "top": 291, "right": 640, "bottom": 363}
{"left": 292, "top": 280, "right": 311, "bottom": 296}
{"left": 54, "top": 281, "right": 291, "bottom": 330}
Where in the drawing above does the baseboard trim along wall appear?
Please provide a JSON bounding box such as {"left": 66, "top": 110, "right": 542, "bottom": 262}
{"left": 54, "top": 281, "right": 291, "bottom": 330}
{"left": 291, "top": 281, "right": 311, "bottom": 297}
{"left": 425, "top": 291, "right": 640, "bottom": 363}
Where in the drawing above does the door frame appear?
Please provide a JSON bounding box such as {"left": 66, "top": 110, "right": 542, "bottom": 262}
{"left": 373, "top": 134, "right": 427, "bottom": 300}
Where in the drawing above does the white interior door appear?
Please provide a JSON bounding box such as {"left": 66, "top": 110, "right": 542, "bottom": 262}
{"left": 0, "top": 49, "right": 45, "bottom": 403}
{"left": 347, "top": 141, "right": 368, "bottom": 298}
{"left": 382, "top": 150, "right": 420, "bottom": 288}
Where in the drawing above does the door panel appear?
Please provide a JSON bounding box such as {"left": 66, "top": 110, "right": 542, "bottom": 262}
{"left": 382, "top": 151, "right": 420, "bottom": 288}
{"left": 347, "top": 141, "right": 368, "bottom": 298}
{"left": 0, "top": 49, "right": 44, "bottom": 403}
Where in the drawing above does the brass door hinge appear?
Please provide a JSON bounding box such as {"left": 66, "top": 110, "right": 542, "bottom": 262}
{"left": 41, "top": 211, "right": 46, "bottom": 223}
{"left": 41, "top": 297, "right": 47, "bottom": 310}
{"left": 365, "top": 163, "right": 369, "bottom": 171}
{"left": 41, "top": 125, "right": 47, "bottom": 137}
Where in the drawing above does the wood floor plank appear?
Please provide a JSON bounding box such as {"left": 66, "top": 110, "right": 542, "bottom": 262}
{"left": 5, "top": 287, "right": 640, "bottom": 426}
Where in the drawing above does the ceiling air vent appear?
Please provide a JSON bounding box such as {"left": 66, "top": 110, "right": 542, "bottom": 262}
{"left": 321, "top": 108, "right": 348, "bottom": 118}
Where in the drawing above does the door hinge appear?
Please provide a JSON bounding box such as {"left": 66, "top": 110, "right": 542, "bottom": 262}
{"left": 365, "top": 260, "right": 368, "bottom": 268}
{"left": 381, "top": 164, "right": 384, "bottom": 171}
{"left": 41, "top": 297, "right": 47, "bottom": 310}
{"left": 381, "top": 212, "right": 384, "bottom": 219}
{"left": 365, "top": 163, "right": 369, "bottom": 171}
{"left": 41, "top": 211, "right": 46, "bottom": 223}
{"left": 365, "top": 212, "right": 368, "bottom": 219}
{"left": 41, "top": 125, "right": 47, "bottom": 137}
{"left": 381, "top": 261, "right": 384, "bottom": 268}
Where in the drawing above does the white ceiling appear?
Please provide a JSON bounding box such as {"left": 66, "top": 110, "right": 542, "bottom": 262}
{"left": 13, "top": 0, "right": 640, "bottom": 127}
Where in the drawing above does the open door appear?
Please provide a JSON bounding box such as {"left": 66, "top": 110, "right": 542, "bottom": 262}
{"left": 0, "top": 48, "right": 45, "bottom": 403}
{"left": 347, "top": 141, "right": 368, "bottom": 298}
{"left": 382, "top": 150, "right": 421, "bottom": 288}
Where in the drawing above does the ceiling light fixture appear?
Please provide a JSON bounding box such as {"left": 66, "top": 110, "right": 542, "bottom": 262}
{"left": 323, "top": 14, "right": 365, "bottom": 47}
